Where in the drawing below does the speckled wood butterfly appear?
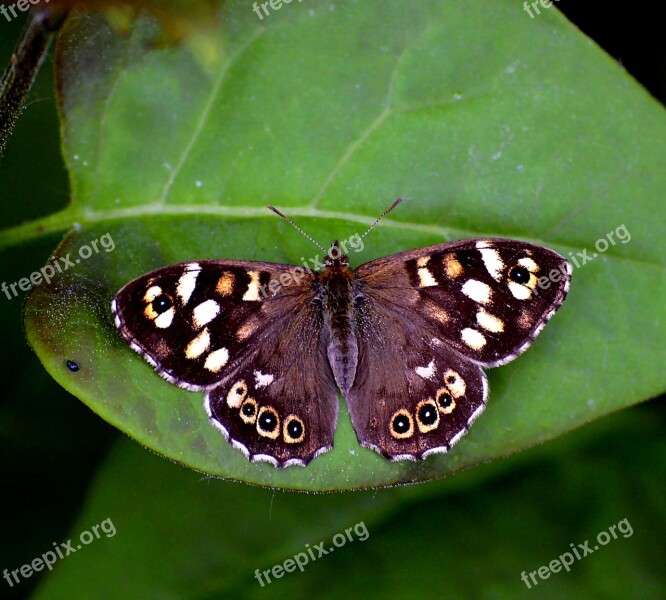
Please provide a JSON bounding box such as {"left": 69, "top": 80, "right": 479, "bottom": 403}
{"left": 112, "top": 200, "right": 571, "bottom": 467}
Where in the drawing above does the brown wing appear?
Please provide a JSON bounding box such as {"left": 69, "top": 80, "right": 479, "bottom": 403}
{"left": 344, "top": 238, "right": 570, "bottom": 460}
{"left": 113, "top": 260, "right": 339, "bottom": 466}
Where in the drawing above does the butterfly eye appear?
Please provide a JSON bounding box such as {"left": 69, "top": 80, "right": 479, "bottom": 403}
{"left": 152, "top": 295, "right": 173, "bottom": 314}
{"left": 390, "top": 410, "right": 414, "bottom": 439}
{"left": 284, "top": 415, "right": 305, "bottom": 444}
{"left": 257, "top": 406, "right": 280, "bottom": 439}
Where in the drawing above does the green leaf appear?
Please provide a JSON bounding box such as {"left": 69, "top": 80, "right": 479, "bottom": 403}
{"left": 31, "top": 407, "right": 666, "bottom": 599}
{"left": 15, "top": 0, "right": 666, "bottom": 490}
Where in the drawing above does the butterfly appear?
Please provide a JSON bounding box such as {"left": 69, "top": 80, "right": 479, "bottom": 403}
{"left": 112, "top": 200, "right": 571, "bottom": 467}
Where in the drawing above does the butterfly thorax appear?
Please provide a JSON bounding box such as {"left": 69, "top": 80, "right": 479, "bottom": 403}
{"left": 318, "top": 241, "right": 358, "bottom": 394}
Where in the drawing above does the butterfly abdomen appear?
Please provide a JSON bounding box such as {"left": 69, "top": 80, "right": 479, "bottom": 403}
{"left": 321, "top": 263, "right": 358, "bottom": 394}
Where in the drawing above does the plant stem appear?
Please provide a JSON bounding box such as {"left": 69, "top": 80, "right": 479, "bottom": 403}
{"left": 0, "top": 7, "right": 68, "bottom": 157}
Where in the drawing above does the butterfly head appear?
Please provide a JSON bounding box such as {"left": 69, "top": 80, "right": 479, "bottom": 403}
{"left": 323, "top": 240, "right": 349, "bottom": 269}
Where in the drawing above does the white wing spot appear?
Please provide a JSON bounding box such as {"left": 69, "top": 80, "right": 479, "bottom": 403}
{"left": 479, "top": 248, "right": 504, "bottom": 281}
{"left": 185, "top": 327, "right": 210, "bottom": 359}
{"left": 192, "top": 300, "right": 220, "bottom": 328}
{"left": 204, "top": 348, "right": 229, "bottom": 372}
{"left": 418, "top": 267, "right": 437, "bottom": 287}
{"left": 254, "top": 371, "right": 274, "bottom": 388}
{"left": 154, "top": 307, "right": 175, "bottom": 329}
{"left": 461, "top": 328, "right": 486, "bottom": 350}
{"left": 508, "top": 281, "right": 532, "bottom": 300}
{"left": 177, "top": 263, "right": 201, "bottom": 305}
{"left": 415, "top": 359, "right": 436, "bottom": 380}
{"left": 476, "top": 308, "right": 505, "bottom": 333}
{"left": 144, "top": 285, "right": 162, "bottom": 302}
{"left": 242, "top": 270, "right": 261, "bottom": 301}
{"left": 462, "top": 279, "right": 492, "bottom": 304}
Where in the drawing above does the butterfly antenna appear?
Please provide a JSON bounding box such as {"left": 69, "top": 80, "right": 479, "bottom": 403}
{"left": 267, "top": 206, "right": 327, "bottom": 252}
{"left": 360, "top": 197, "right": 404, "bottom": 240}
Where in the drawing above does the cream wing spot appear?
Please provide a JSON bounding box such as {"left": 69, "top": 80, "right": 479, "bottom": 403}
{"left": 476, "top": 308, "right": 505, "bottom": 333}
{"left": 176, "top": 264, "right": 201, "bottom": 305}
{"left": 443, "top": 255, "right": 463, "bottom": 278}
{"left": 192, "top": 299, "right": 220, "bottom": 328}
{"left": 154, "top": 307, "right": 175, "bottom": 329}
{"left": 518, "top": 257, "right": 538, "bottom": 272}
{"left": 216, "top": 272, "right": 234, "bottom": 296}
{"left": 144, "top": 285, "right": 162, "bottom": 303}
{"left": 444, "top": 370, "right": 466, "bottom": 398}
{"left": 236, "top": 319, "right": 258, "bottom": 341}
{"left": 508, "top": 281, "right": 532, "bottom": 300}
{"left": 254, "top": 371, "right": 274, "bottom": 388}
{"left": 461, "top": 279, "right": 492, "bottom": 304}
{"left": 204, "top": 348, "right": 229, "bottom": 372}
{"left": 418, "top": 266, "right": 437, "bottom": 287}
{"left": 415, "top": 359, "right": 436, "bottom": 380}
{"left": 242, "top": 270, "right": 261, "bottom": 301}
{"left": 479, "top": 248, "right": 504, "bottom": 281}
{"left": 185, "top": 327, "right": 210, "bottom": 359}
{"left": 461, "top": 327, "right": 486, "bottom": 350}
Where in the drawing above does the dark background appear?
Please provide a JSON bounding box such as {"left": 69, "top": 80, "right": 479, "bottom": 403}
{"left": 0, "top": 3, "right": 664, "bottom": 598}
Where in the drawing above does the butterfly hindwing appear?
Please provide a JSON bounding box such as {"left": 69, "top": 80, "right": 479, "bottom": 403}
{"left": 204, "top": 314, "right": 339, "bottom": 467}
{"left": 346, "top": 298, "right": 488, "bottom": 459}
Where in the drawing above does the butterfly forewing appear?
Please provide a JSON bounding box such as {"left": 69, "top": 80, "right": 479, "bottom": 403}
{"left": 355, "top": 239, "right": 571, "bottom": 367}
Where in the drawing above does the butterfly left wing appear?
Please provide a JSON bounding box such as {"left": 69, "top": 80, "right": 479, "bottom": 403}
{"left": 112, "top": 260, "right": 340, "bottom": 466}
{"left": 345, "top": 238, "right": 570, "bottom": 460}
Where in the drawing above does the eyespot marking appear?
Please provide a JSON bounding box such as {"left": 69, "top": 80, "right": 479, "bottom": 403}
{"left": 226, "top": 380, "right": 247, "bottom": 408}
{"left": 257, "top": 406, "right": 280, "bottom": 438}
{"left": 240, "top": 397, "right": 258, "bottom": 424}
{"left": 436, "top": 388, "right": 456, "bottom": 414}
{"left": 443, "top": 370, "right": 466, "bottom": 398}
{"left": 416, "top": 399, "right": 440, "bottom": 433}
{"left": 390, "top": 409, "right": 414, "bottom": 439}
{"left": 284, "top": 415, "right": 305, "bottom": 444}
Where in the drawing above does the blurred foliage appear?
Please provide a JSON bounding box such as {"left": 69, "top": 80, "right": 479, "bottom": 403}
{"left": 0, "top": 0, "right": 664, "bottom": 598}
